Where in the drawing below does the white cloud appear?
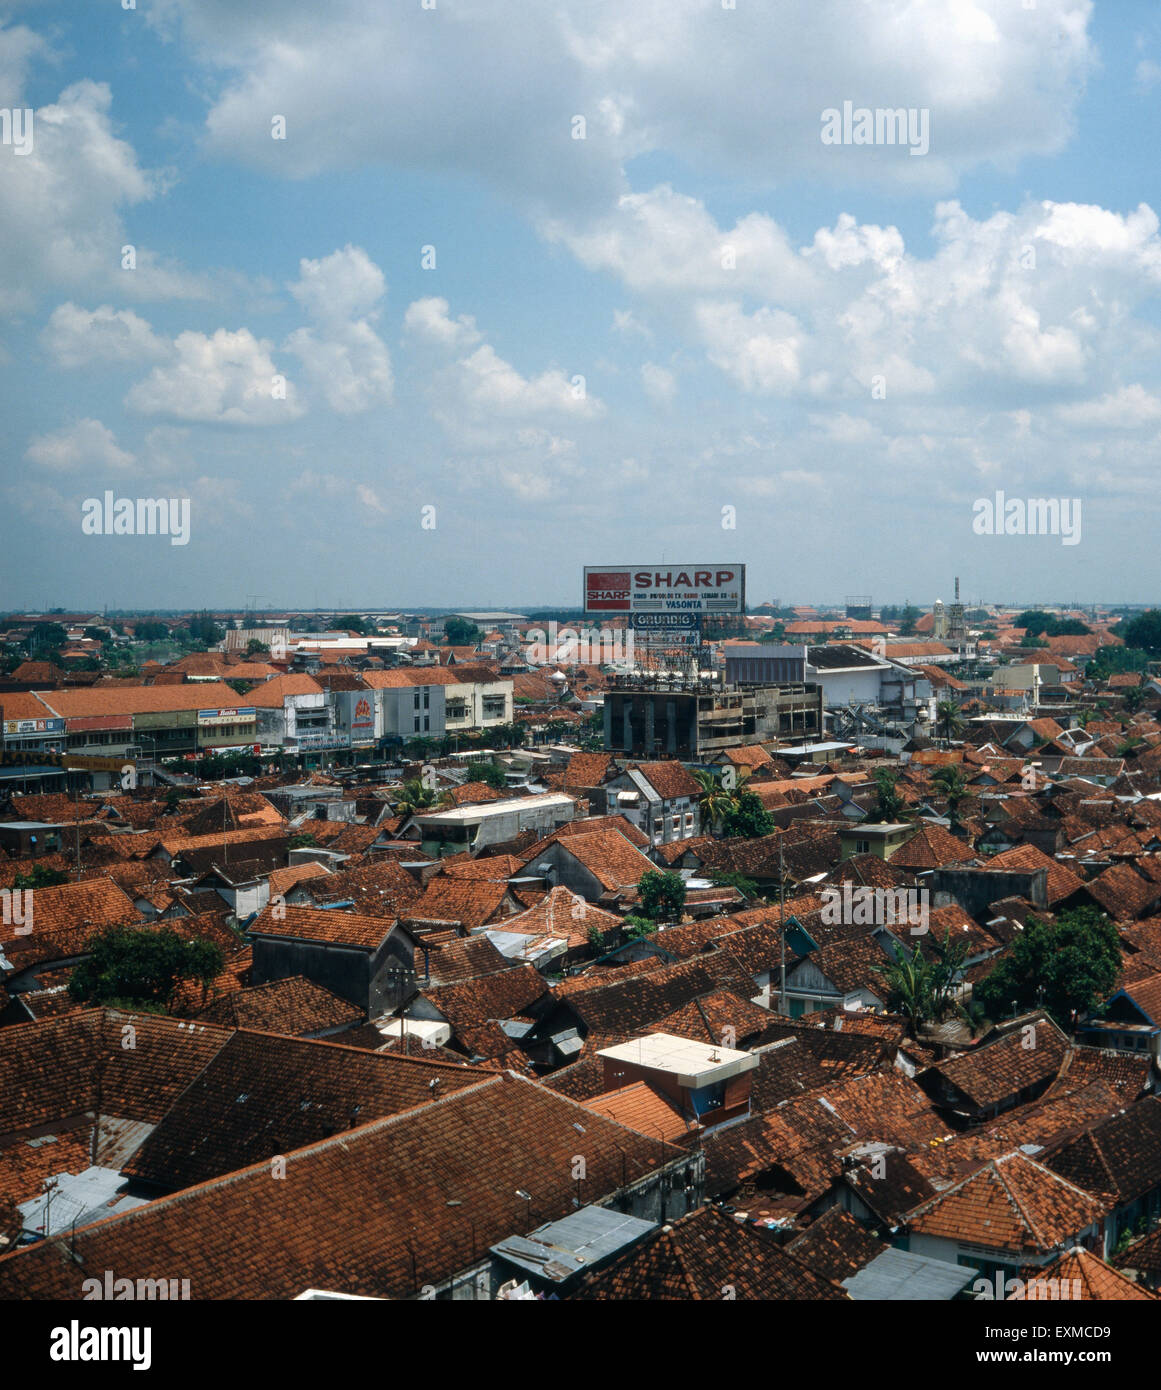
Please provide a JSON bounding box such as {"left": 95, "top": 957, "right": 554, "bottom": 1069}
{"left": 406, "top": 296, "right": 603, "bottom": 438}
{"left": 641, "top": 361, "right": 676, "bottom": 404}
{"left": 403, "top": 297, "right": 482, "bottom": 351}
{"left": 25, "top": 418, "right": 136, "bottom": 473}
{"left": 41, "top": 303, "right": 168, "bottom": 368}
{"left": 695, "top": 302, "right": 802, "bottom": 395}
{"left": 547, "top": 185, "right": 816, "bottom": 303}
{"left": 612, "top": 308, "right": 652, "bottom": 341}
{"left": 125, "top": 328, "right": 302, "bottom": 424}
{"left": 355, "top": 484, "right": 388, "bottom": 513}
{"left": 0, "top": 21, "right": 48, "bottom": 104}
{"left": 153, "top": 0, "right": 1095, "bottom": 208}
{"left": 0, "top": 81, "right": 208, "bottom": 315}
{"left": 1057, "top": 385, "right": 1161, "bottom": 428}
{"left": 456, "top": 343, "right": 599, "bottom": 418}
{"left": 286, "top": 246, "right": 393, "bottom": 413}
{"left": 288, "top": 244, "right": 385, "bottom": 325}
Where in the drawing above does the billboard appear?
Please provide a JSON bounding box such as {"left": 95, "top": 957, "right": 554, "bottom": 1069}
{"left": 3, "top": 717, "right": 66, "bottom": 735}
{"left": 584, "top": 565, "right": 745, "bottom": 615}
{"left": 197, "top": 707, "right": 257, "bottom": 726}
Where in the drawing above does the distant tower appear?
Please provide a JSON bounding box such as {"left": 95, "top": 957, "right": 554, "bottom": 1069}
{"left": 948, "top": 576, "right": 967, "bottom": 646}
{"left": 932, "top": 599, "right": 947, "bottom": 640}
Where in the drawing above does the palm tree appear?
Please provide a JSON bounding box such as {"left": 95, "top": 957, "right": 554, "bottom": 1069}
{"left": 936, "top": 699, "right": 964, "bottom": 747}
{"left": 692, "top": 767, "right": 743, "bottom": 833}
{"left": 394, "top": 779, "right": 449, "bottom": 815}
{"left": 872, "top": 946, "right": 931, "bottom": 1039}
{"left": 930, "top": 764, "right": 969, "bottom": 829}
{"left": 873, "top": 931, "right": 966, "bottom": 1038}
{"left": 869, "top": 767, "right": 911, "bottom": 824}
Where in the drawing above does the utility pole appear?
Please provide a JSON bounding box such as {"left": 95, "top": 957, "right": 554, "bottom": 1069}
{"left": 778, "top": 837, "right": 786, "bottom": 1016}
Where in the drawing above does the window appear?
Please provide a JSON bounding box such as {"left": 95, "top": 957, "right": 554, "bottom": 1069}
{"left": 414, "top": 716, "right": 420, "bottom": 731}
{"left": 414, "top": 692, "right": 421, "bottom": 710}
{"left": 423, "top": 692, "right": 430, "bottom": 710}
{"left": 855, "top": 839, "right": 870, "bottom": 854}
{"left": 423, "top": 716, "right": 430, "bottom": 732}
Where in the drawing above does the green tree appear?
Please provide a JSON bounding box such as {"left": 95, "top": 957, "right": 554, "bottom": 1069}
{"left": 25, "top": 622, "right": 67, "bottom": 656}
{"left": 869, "top": 768, "right": 911, "bottom": 823}
{"left": 336, "top": 615, "right": 369, "bottom": 636}
{"left": 898, "top": 604, "right": 920, "bottom": 636}
{"left": 1087, "top": 645, "right": 1151, "bottom": 682}
{"left": 13, "top": 863, "right": 69, "bottom": 889}
{"left": 720, "top": 789, "right": 775, "bottom": 839}
{"left": 477, "top": 761, "right": 508, "bottom": 790}
{"left": 1013, "top": 611, "right": 1090, "bottom": 639}
{"left": 638, "top": 869, "right": 686, "bottom": 922}
{"left": 68, "top": 925, "right": 224, "bottom": 1012}
{"left": 394, "top": 779, "right": 446, "bottom": 814}
{"left": 246, "top": 638, "right": 270, "bottom": 655}
{"left": 443, "top": 617, "right": 482, "bottom": 646}
{"left": 935, "top": 699, "right": 964, "bottom": 747}
{"left": 1119, "top": 610, "right": 1161, "bottom": 654}
{"left": 872, "top": 930, "right": 968, "bottom": 1038}
{"left": 183, "top": 612, "right": 224, "bottom": 646}
{"left": 692, "top": 767, "right": 743, "bottom": 832}
{"left": 622, "top": 914, "right": 659, "bottom": 942}
{"left": 930, "top": 764, "right": 969, "bottom": 827}
{"left": 1123, "top": 687, "right": 1146, "bottom": 714}
{"left": 973, "top": 907, "right": 1121, "bottom": 1029}
{"left": 707, "top": 869, "right": 760, "bottom": 899}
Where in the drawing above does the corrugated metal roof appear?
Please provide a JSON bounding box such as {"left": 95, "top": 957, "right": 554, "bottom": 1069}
{"left": 490, "top": 1205, "right": 657, "bottom": 1283}
{"left": 842, "top": 1247, "right": 978, "bottom": 1301}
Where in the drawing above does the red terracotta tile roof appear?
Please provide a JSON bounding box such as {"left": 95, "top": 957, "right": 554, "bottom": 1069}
{"left": 907, "top": 1151, "right": 1108, "bottom": 1254}
{"left": 582, "top": 1080, "right": 697, "bottom": 1143}
{"left": 503, "top": 884, "right": 621, "bottom": 948}
{"left": 540, "top": 829, "right": 657, "bottom": 892}
{"left": 195, "top": 977, "right": 363, "bottom": 1035}
{"left": 0, "top": 877, "right": 142, "bottom": 971}
{"left": 408, "top": 877, "right": 517, "bottom": 931}
{"left": 1009, "top": 1246, "right": 1154, "bottom": 1300}
{"left": 887, "top": 823, "right": 972, "bottom": 869}
{"left": 248, "top": 903, "right": 393, "bottom": 950}
{"left": 0, "top": 1074, "right": 686, "bottom": 1300}
{"left": 569, "top": 1205, "right": 847, "bottom": 1300}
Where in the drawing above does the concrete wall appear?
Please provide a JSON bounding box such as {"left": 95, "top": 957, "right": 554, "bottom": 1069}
{"left": 926, "top": 866, "right": 1049, "bottom": 914}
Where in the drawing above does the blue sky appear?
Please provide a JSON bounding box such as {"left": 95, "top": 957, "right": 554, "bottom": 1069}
{"left": 2, "top": 0, "right": 1160, "bottom": 612}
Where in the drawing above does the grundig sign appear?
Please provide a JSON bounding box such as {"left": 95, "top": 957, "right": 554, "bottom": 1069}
{"left": 584, "top": 565, "right": 745, "bottom": 615}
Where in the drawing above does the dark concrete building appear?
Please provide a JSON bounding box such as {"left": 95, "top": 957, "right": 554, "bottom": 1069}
{"left": 602, "top": 678, "right": 822, "bottom": 757}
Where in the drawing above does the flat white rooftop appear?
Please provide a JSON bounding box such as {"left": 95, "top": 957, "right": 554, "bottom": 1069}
{"left": 414, "top": 791, "right": 576, "bottom": 824}
{"left": 597, "top": 1032, "right": 758, "bottom": 1088}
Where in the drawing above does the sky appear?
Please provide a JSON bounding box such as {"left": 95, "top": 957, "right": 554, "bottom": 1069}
{"left": 1, "top": 0, "right": 1160, "bottom": 613}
